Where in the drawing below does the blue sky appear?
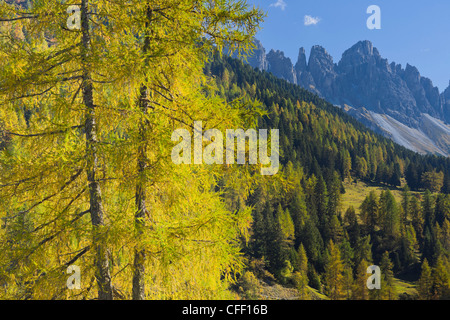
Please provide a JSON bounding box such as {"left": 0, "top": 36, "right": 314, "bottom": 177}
{"left": 246, "top": 0, "right": 450, "bottom": 92}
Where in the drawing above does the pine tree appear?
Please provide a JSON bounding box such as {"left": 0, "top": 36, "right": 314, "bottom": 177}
{"left": 441, "top": 219, "right": 450, "bottom": 252}
{"left": 265, "top": 206, "right": 288, "bottom": 278}
{"left": 354, "top": 235, "right": 373, "bottom": 269}
{"left": 410, "top": 196, "right": 424, "bottom": 246}
{"left": 290, "top": 192, "right": 307, "bottom": 246}
{"left": 343, "top": 206, "right": 360, "bottom": 247}
{"left": 360, "top": 191, "right": 378, "bottom": 235}
{"left": 301, "top": 217, "right": 323, "bottom": 266}
{"left": 329, "top": 214, "right": 344, "bottom": 244}
{"left": 401, "top": 185, "right": 411, "bottom": 227}
{"left": 327, "top": 171, "right": 342, "bottom": 217}
{"left": 379, "top": 190, "right": 400, "bottom": 240}
{"left": 423, "top": 190, "right": 435, "bottom": 230}
{"left": 435, "top": 194, "right": 450, "bottom": 226}
{"left": 315, "top": 175, "right": 328, "bottom": 227}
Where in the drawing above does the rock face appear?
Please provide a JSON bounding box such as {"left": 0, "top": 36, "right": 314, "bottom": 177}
{"left": 307, "top": 45, "right": 337, "bottom": 100}
{"left": 336, "top": 41, "right": 420, "bottom": 126}
{"left": 336, "top": 41, "right": 446, "bottom": 127}
{"left": 246, "top": 39, "right": 268, "bottom": 71}
{"left": 295, "top": 47, "right": 318, "bottom": 94}
{"left": 240, "top": 39, "right": 448, "bottom": 128}
{"left": 228, "top": 39, "right": 268, "bottom": 72}
{"left": 442, "top": 82, "right": 450, "bottom": 124}
{"left": 266, "top": 49, "right": 296, "bottom": 84}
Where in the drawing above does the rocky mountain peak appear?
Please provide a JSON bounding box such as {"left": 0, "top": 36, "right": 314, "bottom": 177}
{"left": 443, "top": 82, "right": 450, "bottom": 123}
{"left": 228, "top": 38, "right": 448, "bottom": 127}
{"left": 266, "top": 49, "right": 296, "bottom": 84}
{"left": 338, "top": 40, "right": 381, "bottom": 73}
{"left": 248, "top": 39, "right": 268, "bottom": 71}
{"left": 226, "top": 38, "right": 450, "bottom": 156}
{"left": 352, "top": 40, "right": 378, "bottom": 56}
{"left": 309, "top": 45, "right": 334, "bottom": 67}
{"left": 295, "top": 47, "right": 307, "bottom": 72}
{"left": 226, "top": 39, "right": 268, "bottom": 71}
{"left": 307, "top": 46, "right": 337, "bottom": 100}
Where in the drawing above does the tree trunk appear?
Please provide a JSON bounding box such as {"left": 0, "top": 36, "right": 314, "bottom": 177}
{"left": 133, "top": 2, "right": 153, "bottom": 300}
{"left": 132, "top": 4, "right": 153, "bottom": 301}
{"left": 132, "top": 95, "right": 149, "bottom": 299}
{"left": 81, "top": 0, "right": 113, "bottom": 300}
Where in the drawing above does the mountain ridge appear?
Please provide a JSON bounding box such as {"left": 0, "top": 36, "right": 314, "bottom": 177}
{"left": 232, "top": 39, "right": 450, "bottom": 156}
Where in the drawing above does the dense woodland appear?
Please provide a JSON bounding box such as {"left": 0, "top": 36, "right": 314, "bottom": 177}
{"left": 207, "top": 55, "right": 450, "bottom": 300}
{"left": 0, "top": 0, "right": 449, "bottom": 300}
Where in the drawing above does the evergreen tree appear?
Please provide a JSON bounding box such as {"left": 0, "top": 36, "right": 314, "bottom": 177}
{"left": 401, "top": 185, "right": 411, "bottom": 227}
{"left": 343, "top": 206, "right": 360, "bottom": 247}
{"left": 265, "top": 207, "right": 289, "bottom": 278}
{"left": 423, "top": 190, "right": 435, "bottom": 230}
{"left": 327, "top": 171, "right": 342, "bottom": 217}
{"left": 354, "top": 235, "right": 373, "bottom": 269}
{"left": 315, "top": 175, "right": 328, "bottom": 229}
{"left": 435, "top": 194, "right": 450, "bottom": 226}
{"left": 405, "top": 163, "right": 419, "bottom": 191}
{"left": 410, "top": 196, "right": 424, "bottom": 246}
{"left": 360, "top": 191, "right": 379, "bottom": 235}
{"left": 379, "top": 190, "right": 400, "bottom": 240}
{"left": 301, "top": 217, "right": 323, "bottom": 267}
{"left": 290, "top": 192, "right": 307, "bottom": 247}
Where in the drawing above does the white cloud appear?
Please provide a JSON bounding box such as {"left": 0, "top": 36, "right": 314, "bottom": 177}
{"left": 270, "top": 0, "right": 287, "bottom": 11}
{"left": 304, "top": 15, "right": 321, "bottom": 26}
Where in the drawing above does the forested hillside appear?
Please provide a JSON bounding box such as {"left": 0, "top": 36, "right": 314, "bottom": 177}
{"left": 208, "top": 55, "right": 450, "bottom": 300}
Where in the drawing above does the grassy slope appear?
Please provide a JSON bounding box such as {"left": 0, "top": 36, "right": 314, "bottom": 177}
{"left": 341, "top": 180, "right": 401, "bottom": 214}
{"left": 393, "top": 278, "right": 418, "bottom": 299}
{"left": 340, "top": 179, "right": 422, "bottom": 215}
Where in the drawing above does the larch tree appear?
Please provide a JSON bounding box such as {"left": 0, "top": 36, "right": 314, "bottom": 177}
{"left": 0, "top": 0, "right": 264, "bottom": 300}
{"left": 378, "top": 251, "right": 395, "bottom": 300}
{"left": 418, "top": 259, "right": 433, "bottom": 300}
{"left": 431, "top": 255, "right": 450, "bottom": 299}
{"left": 352, "top": 259, "right": 369, "bottom": 300}
{"left": 324, "top": 240, "right": 344, "bottom": 300}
